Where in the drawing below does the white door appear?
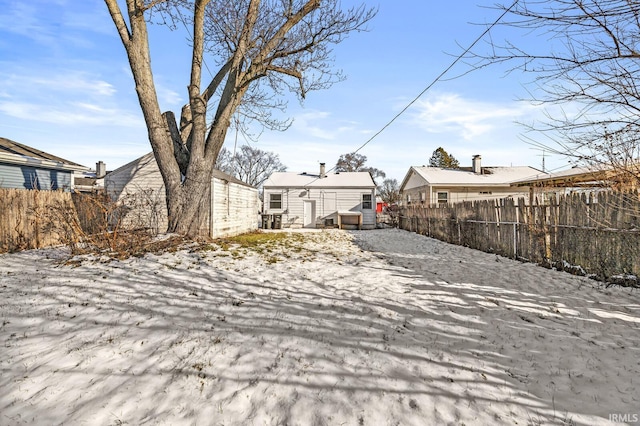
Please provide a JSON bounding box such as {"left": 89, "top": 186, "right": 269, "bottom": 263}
{"left": 303, "top": 200, "right": 316, "bottom": 228}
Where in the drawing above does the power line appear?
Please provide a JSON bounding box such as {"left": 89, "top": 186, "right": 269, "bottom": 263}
{"left": 307, "top": 0, "right": 520, "bottom": 185}
{"left": 176, "top": 1, "right": 521, "bottom": 184}
{"left": 349, "top": 0, "right": 520, "bottom": 157}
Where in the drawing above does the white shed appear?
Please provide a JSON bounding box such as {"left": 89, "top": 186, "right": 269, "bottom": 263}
{"left": 105, "top": 152, "right": 259, "bottom": 238}
{"left": 262, "top": 163, "right": 377, "bottom": 229}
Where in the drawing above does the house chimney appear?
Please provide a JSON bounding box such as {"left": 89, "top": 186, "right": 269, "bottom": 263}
{"left": 319, "top": 162, "right": 325, "bottom": 178}
{"left": 472, "top": 155, "right": 481, "bottom": 174}
{"left": 96, "top": 161, "right": 106, "bottom": 178}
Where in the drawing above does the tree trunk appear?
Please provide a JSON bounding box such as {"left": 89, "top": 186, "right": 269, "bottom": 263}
{"left": 166, "top": 177, "right": 211, "bottom": 237}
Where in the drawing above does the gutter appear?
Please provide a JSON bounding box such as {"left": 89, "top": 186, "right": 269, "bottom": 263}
{"left": 0, "top": 152, "right": 90, "bottom": 172}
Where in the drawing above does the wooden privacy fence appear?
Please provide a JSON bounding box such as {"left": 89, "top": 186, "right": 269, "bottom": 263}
{"left": 0, "top": 188, "right": 83, "bottom": 252}
{"left": 399, "top": 191, "right": 640, "bottom": 284}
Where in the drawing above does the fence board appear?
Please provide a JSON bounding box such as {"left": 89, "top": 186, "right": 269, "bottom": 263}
{"left": 0, "top": 188, "right": 80, "bottom": 252}
{"left": 399, "top": 191, "right": 640, "bottom": 284}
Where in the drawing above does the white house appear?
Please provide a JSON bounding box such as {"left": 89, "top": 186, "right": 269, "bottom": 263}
{"left": 400, "top": 155, "right": 541, "bottom": 206}
{"left": 262, "top": 163, "right": 377, "bottom": 229}
{"left": 105, "top": 152, "right": 260, "bottom": 238}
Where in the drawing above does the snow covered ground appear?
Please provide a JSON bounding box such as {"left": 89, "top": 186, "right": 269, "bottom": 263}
{"left": 1, "top": 228, "right": 639, "bottom": 425}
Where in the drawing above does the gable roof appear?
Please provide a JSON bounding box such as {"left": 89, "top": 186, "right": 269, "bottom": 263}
{"left": 401, "top": 165, "right": 542, "bottom": 190}
{"left": 0, "top": 137, "right": 87, "bottom": 170}
{"left": 109, "top": 152, "right": 256, "bottom": 188}
{"left": 264, "top": 171, "right": 376, "bottom": 188}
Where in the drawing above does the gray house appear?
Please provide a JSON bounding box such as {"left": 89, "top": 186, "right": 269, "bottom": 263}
{"left": 105, "top": 152, "right": 260, "bottom": 238}
{"left": 0, "top": 137, "right": 89, "bottom": 191}
{"left": 262, "top": 163, "right": 377, "bottom": 229}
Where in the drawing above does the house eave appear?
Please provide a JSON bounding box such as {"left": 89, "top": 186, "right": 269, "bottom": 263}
{"left": 0, "top": 152, "right": 89, "bottom": 172}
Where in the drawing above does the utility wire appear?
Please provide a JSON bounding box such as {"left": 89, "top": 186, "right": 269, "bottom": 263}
{"left": 349, "top": 0, "right": 520, "bottom": 158}
{"left": 308, "top": 0, "right": 520, "bottom": 184}
{"left": 176, "top": 1, "right": 521, "bottom": 185}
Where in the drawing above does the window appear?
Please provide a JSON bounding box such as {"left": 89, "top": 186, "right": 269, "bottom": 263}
{"left": 437, "top": 192, "right": 448, "bottom": 204}
{"left": 269, "top": 193, "right": 282, "bottom": 209}
{"left": 362, "top": 193, "right": 373, "bottom": 209}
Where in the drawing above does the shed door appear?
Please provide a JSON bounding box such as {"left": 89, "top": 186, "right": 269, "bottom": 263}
{"left": 303, "top": 200, "right": 316, "bottom": 228}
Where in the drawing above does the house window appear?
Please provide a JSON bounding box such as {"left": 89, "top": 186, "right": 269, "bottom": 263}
{"left": 362, "top": 193, "right": 373, "bottom": 209}
{"left": 437, "top": 192, "right": 448, "bottom": 204}
{"left": 406, "top": 194, "right": 411, "bottom": 205}
{"left": 269, "top": 193, "right": 282, "bottom": 209}
{"left": 479, "top": 191, "right": 493, "bottom": 195}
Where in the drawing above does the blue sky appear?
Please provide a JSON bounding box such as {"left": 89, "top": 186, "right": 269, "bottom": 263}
{"left": 0, "top": 0, "right": 571, "bottom": 181}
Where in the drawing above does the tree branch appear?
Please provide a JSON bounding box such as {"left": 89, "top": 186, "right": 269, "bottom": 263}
{"left": 104, "top": 0, "right": 132, "bottom": 46}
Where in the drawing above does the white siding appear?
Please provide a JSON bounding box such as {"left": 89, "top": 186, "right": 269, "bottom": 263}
{"left": 263, "top": 187, "right": 376, "bottom": 229}
{"left": 402, "top": 170, "right": 427, "bottom": 191}
{"left": 104, "top": 153, "right": 166, "bottom": 233}
{"left": 404, "top": 184, "right": 530, "bottom": 206}
{"left": 105, "top": 153, "right": 258, "bottom": 237}
{"left": 440, "top": 186, "right": 530, "bottom": 204}
{"left": 211, "top": 177, "right": 259, "bottom": 238}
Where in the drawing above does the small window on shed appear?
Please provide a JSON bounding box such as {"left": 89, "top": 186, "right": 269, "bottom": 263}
{"left": 269, "top": 193, "right": 282, "bottom": 209}
{"left": 362, "top": 193, "right": 373, "bottom": 209}
{"left": 437, "top": 192, "right": 448, "bottom": 204}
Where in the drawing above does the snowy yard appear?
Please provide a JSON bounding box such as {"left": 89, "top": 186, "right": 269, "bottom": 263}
{"left": 1, "top": 228, "right": 639, "bottom": 425}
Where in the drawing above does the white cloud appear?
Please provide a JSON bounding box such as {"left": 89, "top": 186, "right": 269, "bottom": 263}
{"left": 287, "top": 110, "right": 364, "bottom": 141}
{"left": 0, "top": 3, "right": 54, "bottom": 45}
{"left": 0, "top": 1, "right": 112, "bottom": 47}
{"left": 157, "top": 86, "right": 184, "bottom": 109}
{"left": 0, "top": 101, "right": 142, "bottom": 127}
{"left": 1, "top": 71, "right": 116, "bottom": 98}
{"left": 410, "top": 92, "right": 532, "bottom": 140}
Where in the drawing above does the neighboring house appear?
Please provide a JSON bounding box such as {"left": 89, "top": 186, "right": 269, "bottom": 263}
{"left": 400, "top": 155, "right": 540, "bottom": 206}
{"left": 74, "top": 161, "right": 108, "bottom": 193}
{"left": 262, "top": 163, "right": 377, "bottom": 229}
{"left": 0, "top": 137, "right": 89, "bottom": 191}
{"left": 105, "top": 152, "right": 259, "bottom": 238}
{"left": 376, "top": 196, "right": 387, "bottom": 213}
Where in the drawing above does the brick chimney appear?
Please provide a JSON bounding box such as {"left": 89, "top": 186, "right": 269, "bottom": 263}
{"left": 319, "top": 162, "right": 326, "bottom": 178}
{"left": 472, "top": 155, "right": 481, "bottom": 174}
{"left": 96, "top": 161, "right": 106, "bottom": 178}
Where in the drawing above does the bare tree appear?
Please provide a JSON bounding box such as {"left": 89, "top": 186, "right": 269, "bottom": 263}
{"left": 335, "top": 152, "right": 386, "bottom": 182}
{"left": 215, "top": 145, "right": 286, "bottom": 187}
{"left": 475, "top": 0, "right": 640, "bottom": 187}
{"left": 378, "top": 178, "right": 401, "bottom": 205}
{"left": 104, "top": 0, "right": 376, "bottom": 236}
{"left": 213, "top": 147, "right": 235, "bottom": 176}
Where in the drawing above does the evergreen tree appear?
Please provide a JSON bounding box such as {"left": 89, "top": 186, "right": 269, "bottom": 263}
{"left": 428, "top": 147, "right": 460, "bottom": 168}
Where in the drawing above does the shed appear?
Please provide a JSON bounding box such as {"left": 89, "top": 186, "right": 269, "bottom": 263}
{"left": 105, "top": 153, "right": 259, "bottom": 238}
{"left": 262, "top": 163, "right": 377, "bottom": 229}
{"left": 0, "top": 137, "right": 89, "bottom": 191}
